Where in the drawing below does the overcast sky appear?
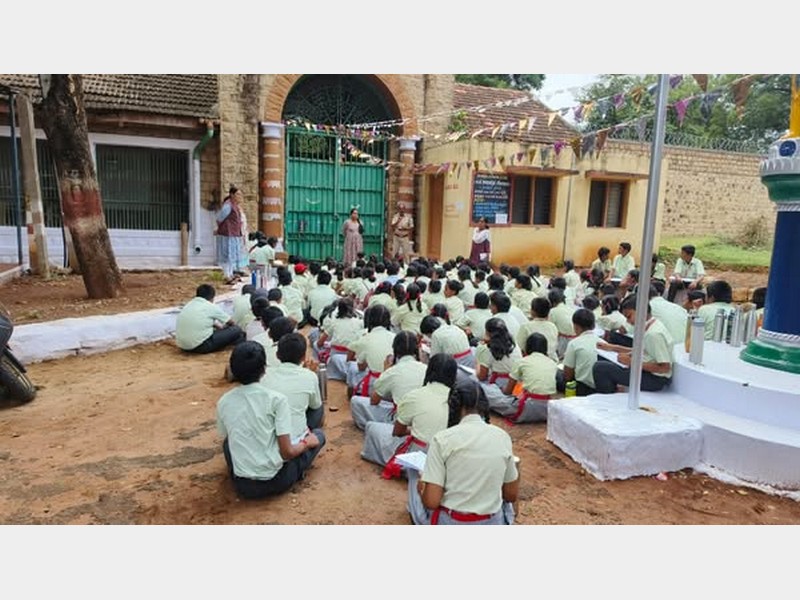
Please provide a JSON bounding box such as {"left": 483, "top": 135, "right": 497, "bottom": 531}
{"left": 537, "top": 74, "right": 601, "bottom": 110}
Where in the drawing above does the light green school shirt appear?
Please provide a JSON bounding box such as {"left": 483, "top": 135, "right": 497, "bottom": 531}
{"left": 307, "top": 284, "right": 338, "bottom": 322}
{"left": 511, "top": 288, "right": 538, "bottom": 319}
{"left": 349, "top": 326, "right": 396, "bottom": 372}
{"left": 643, "top": 318, "right": 674, "bottom": 379}
{"left": 322, "top": 315, "right": 364, "bottom": 349}
{"left": 260, "top": 362, "right": 322, "bottom": 441}
{"left": 515, "top": 319, "right": 559, "bottom": 363}
{"left": 563, "top": 330, "right": 599, "bottom": 388}
{"left": 444, "top": 295, "right": 465, "bottom": 323}
{"left": 252, "top": 333, "right": 280, "bottom": 367}
{"left": 564, "top": 270, "right": 581, "bottom": 290}
{"left": 216, "top": 383, "right": 291, "bottom": 480}
{"left": 250, "top": 244, "right": 275, "bottom": 266}
{"left": 392, "top": 302, "right": 427, "bottom": 334}
{"left": 373, "top": 355, "right": 428, "bottom": 403}
{"left": 395, "top": 381, "right": 450, "bottom": 445}
{"left": 422, "top": 414, "right": 517, "bottom": 515}
{"left": 649, "top": 296, "right": 687, "bottom": 344}
{"left": 548, "top": 303, "right": 576, "bottom": 336}
{"left": 597, "top": 310, "right": 628, "bottom": 333}
{"left": 475, "top": 343, "right": 522, "bottom": 375}
{"left": 591, "top": 258, "right": 612, "bottom": 275}
{"left": 652, "top": 262, "right": 667, "bottom": 281}
{"left": 279, "top": 284, "right": 304, "bottom": 323}
{"left": 672, "top": 257, "right": 705, "bottom": 280}
{"left": 612, "top": 253, "right": 635, "bottom": 278}
{"left": 430, "top": 324, "right": 471, "bottom": 356}
{"left": 456, "top": 307, "right": 494, "bottom": 340}
{"left": 231, "top": 293, "right": 254, "bottom": 330}
{"left": 510, "top": 352, "right": 558, "bottom": 396}
{"left": 422, "top": 291, "right": 447, "bottom": 311}
{"left": 175, "top": 296, "right": 231, "bottom": 351}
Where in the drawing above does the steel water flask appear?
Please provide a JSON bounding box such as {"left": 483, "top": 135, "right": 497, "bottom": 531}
{"left": 742, "top": 309, "right": 758, "bottom": 344}
{"left": 317, "top": 364, "right": 328, "bottom": 406}
{"left": 712, "top": 309, "right": 726, "bottom": 342}
{"left": 689, "top": 317, "right": 705, "bottom": 364}
{"left": 729, "top": 307, "right": 744, "bottom": 347}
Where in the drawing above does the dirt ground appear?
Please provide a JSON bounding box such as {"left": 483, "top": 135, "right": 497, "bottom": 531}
{"left": 1, "top": 264, "right": 794, "bottom": 525}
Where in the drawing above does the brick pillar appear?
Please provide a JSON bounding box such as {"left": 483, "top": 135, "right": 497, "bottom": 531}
{"left": 396, "top": 137, "right": 419, "bottom": 253}
{"left": 259, "top": 121, "right": 285, "bottom": 240}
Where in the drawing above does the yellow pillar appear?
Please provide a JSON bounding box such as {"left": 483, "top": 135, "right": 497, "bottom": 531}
{"left": 259, "top": 122, "right": 285, "bottom": 240}
{"left": 789, "top": 74, "right": 800, "bottom": 138}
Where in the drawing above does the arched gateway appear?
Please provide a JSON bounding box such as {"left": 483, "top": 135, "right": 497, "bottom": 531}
{"left": 272, "top": 75, "right": 408, "bottom": 261}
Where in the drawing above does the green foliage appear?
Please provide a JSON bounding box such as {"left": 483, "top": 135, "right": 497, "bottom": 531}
{"left": 577, "top": 74, "right": 792, "bottom": 151}
{"left": 659, "top": 235, "right": 772, "bottom": 271}
{"left": 455, "top": 74, "right": 545, "bottom": 91}
{"left": 448, "top": 110, "right": 469, "bottom": 133}
{"left": 734, "top": 215, "right": 772, "bottom": 249}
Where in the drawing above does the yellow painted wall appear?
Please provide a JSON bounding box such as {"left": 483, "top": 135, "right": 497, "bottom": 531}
{"left": 419, "top": 138, "right": 666, "bottom": 270}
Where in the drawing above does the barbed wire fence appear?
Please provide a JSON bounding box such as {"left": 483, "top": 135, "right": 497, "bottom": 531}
{"left": 607, "top": 126, "right": 770, "bottom": 155}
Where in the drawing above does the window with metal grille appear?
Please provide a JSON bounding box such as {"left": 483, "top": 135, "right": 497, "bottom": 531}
{"left": 0, "top": 137, "right": 62, "bottom": 227}
{"left": 510, "top": 175, "right": 555, "bottom": 225}
{"left": 587, "top": 180, "right": 627, "bottom": 228}
{"left": 96, "top": 145, "right": 189, "bottom": 231}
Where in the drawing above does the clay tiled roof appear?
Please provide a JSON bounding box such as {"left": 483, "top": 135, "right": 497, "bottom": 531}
{"left": 452, "top": 83, "right": 578, "bottom": 144}
{"left": 0, "top": 74, "right": 218, "bottom": 119}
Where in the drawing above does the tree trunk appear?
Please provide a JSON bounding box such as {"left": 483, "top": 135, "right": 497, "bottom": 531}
{"left": 37, "top": 75, "right": 123, "bottom": 298}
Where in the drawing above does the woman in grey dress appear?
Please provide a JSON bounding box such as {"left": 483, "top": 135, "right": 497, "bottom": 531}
{"left": 342, "top": 208, "right": 364, "bottom": 267}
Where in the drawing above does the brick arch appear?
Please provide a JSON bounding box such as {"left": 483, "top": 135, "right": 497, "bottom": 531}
{"left": 263, "top": 74, "right": 418, "bottom": 135}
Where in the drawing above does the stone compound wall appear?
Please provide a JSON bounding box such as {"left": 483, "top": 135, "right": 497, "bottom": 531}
{"left": 660, "top": 145, "right": 772, "bottom": 240}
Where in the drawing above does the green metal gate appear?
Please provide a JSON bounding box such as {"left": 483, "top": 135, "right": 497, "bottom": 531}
{"left": 285, "top": 127, "right": 387, "bottom": 262}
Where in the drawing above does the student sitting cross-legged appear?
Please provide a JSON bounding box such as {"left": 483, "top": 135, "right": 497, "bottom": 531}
{"left": 175, "top": 284, "right": 245, "bottom": 354}
{"left": 495, "top": 332, "right": 558, "bottom": 424}
{"left": 593, "top": 294, "right": 674, "bottom": 394}
{"left": 346, "top": 304, "right": 396, "bottom": 399}
{"left": 216, "top": 341, "right": 325, "bottom": 500}
{"left": 474, "top": 317, "right": 523, "bottom": 414}
{"left": 406, "top": 379, "right": 519, "bottom": 525}
{"left": 361, "top": 353, "right": 456, "bottom": 479}
{"left": 562, "top": 308, "right": 599, "bottom": 397}
{"left": 350, "top": 331, "right": 427, "bottom": 430}
{"left": 261, "top": 333, "right": 325, "bottom": 436}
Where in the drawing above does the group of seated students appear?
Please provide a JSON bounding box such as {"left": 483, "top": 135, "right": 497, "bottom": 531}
{"left": 173, "top": 244, "right": 766, "bottom": 524}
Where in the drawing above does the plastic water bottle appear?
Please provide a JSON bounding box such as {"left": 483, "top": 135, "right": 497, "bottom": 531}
{"left": 565, "top": 381, "right": 577, "bottom": 397}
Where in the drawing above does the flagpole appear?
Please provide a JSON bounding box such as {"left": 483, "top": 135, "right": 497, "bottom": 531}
{"left": 628, "top": 74, "right": 669, "bottom": 410}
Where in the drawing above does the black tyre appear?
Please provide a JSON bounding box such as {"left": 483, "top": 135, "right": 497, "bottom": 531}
{"left": 0, "top": 353, "right": 36, "bottom": 407}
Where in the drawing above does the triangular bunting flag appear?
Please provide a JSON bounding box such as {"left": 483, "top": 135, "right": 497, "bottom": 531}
{"left": 570, "top": 137, "right": 582, "bottom": 159}
{"left": 692, "top": 74, "right": 709, "bottom": 93}
{"left": 700, "top": 91, "right": 722, "bottom": 122}
{"left": 732, "top": 77, "right": 753, "bottom": 118}
{"left": 630, "top": 86, "right": 644, "bottom": 110}
{"left": 583, "top": 101, "right": 595, "bottom": 121}
{"left": 518, "top": 118, "right": 528, "bottom": 131}
{"left": 491, "top": 126, "right": 501, "bottom": 138}
{"left": 596, "top": 98, "right": 611, "bottom": 119}
{"left": 647, "top": 82, "right": 659, "bottom": 96}
{"left": 527, "top": 148, "right": 537, "bottom": 163}
{"left": 473, "top": 160, "right": 480, "bottom": 171}
{"left": 527, "top": 117, "right": 537, "bottom": 132}
{"left": 581, "top": 133, "right": 596, "bottom": 157}
{"left": 553, "top": 140, "right": 566, "bottom": 156}
{"left": 636, "top": 117, "right": 648, "bottom": 142}
{"left": 673, "top": 97, "right": 692, "bottom": 126}
{"left": 498, "top": 123, "right": 510, "bottom": 137}
{"left": 596, "top": 129, "right": 609, "bottom": 154}
{"left": 613, "top": 93, "right": 626, "bottom": 110}
{"left": 498, "top": 156, "right": 506, "bottom": 168}
{"left": 456, "top": 163, "right": 463, "bottom": 178}
{"left": 669, "top": 74, "right": 684, "bottom": 89}
{"left": 573, "top": 104, "right": 584, "bottom": 122}
{"left": 539, "top": 147, "right": 551, "bottom": 166}
{"left": 516, "top": 152, "right": 524, "bottom": 163}
{"left": 471, "top": 128, "right": 486, "bottom": 139}
{"left": 547, "top": 112, "right": 558, "bottom": 127}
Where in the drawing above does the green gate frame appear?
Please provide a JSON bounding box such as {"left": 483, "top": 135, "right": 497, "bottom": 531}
{"left": 285, "top": 127, "right": 387, "bottom": 262}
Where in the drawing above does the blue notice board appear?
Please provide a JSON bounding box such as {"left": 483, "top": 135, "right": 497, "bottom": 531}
{"left": 471, "top": 173, "right": 510, "bottom": 224}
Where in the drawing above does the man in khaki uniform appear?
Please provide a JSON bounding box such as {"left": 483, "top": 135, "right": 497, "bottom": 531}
{"left": 391, "top": 205, "right": 414, "bottom": 259}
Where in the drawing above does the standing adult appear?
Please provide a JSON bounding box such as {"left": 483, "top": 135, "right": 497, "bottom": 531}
{"left": 390, "top": 204, "right": 414, "bottom": 260}
{"left": 342, "top": 207, "right": 364, "bottom": 267}
{"left": 469, "top": 217, "right": 491, "bottom": 266}
{"left": 216, "top": 184, "right": 244, "bottom": 285}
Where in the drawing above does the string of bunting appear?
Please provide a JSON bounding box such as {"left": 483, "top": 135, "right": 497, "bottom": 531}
{"left": 340, "top": 74, "right": 768, "bottom": 175}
